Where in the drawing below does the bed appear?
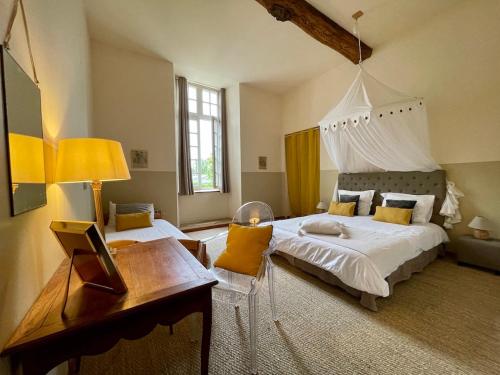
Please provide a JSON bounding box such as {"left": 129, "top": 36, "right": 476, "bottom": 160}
{"left": 274, "top": 170, "right": 449, "bottom": 311}
{"left": 105, "top": 219, "right": 190, "bottom": 242}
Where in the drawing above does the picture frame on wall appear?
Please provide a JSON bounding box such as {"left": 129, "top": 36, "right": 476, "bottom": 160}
{"left": 258, "top": 156, "right": 267, "bottom": 170}
{"left": 131, "top": 149, "right": 148, "bottom": 169}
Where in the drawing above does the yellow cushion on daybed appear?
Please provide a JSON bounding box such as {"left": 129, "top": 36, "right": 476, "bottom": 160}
{"left": 213, "top": 223, "right": 273, "bottom": 277}
{"left": 373, "top": 206, "right": 413, "bottom": 226}
{"left": 328, "top": 202, "right": 356, "bottom": 217}
{"left": 115, "top": 212, "right": 153, "bottom": 232}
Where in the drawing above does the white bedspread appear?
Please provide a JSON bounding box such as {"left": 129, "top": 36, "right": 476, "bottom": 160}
{"left": 105, "top": 219, "right": 189, "bottom": 242}
{"left": 273, "top": 213, "right": 449, "bottom": 297}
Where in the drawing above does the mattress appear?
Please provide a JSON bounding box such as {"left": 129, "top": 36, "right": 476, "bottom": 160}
{"left": 272, "top": 213, "right": 449, "bottom": 297}
{"left": 105, "top": 219, "right": 190, "bottom": 242}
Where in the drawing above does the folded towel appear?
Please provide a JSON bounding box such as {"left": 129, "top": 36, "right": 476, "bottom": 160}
{"left": 298, "top": 218, "right": 349, "bottom": 239}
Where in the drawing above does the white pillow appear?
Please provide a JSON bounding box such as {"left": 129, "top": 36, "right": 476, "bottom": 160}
{"left": 298, "top": 218, "right": 349, "bottom": 239}
{"left": 338, "top": 189, "right": 375, "bottom": 216}
{"left": 382, "top": 193, "right": 435, "bottom": 223}
{"left": 108, "top": 201, "right": 117, "bottom": 227}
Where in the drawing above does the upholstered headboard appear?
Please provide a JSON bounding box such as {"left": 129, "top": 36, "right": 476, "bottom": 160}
{"left": 337, "top": 170, "right": 447, "bottom": 226}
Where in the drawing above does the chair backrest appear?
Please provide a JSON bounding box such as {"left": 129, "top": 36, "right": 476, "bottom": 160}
{"left": 231, "top": 201, "right": 275, "bottom": 280}
{"left": 178, "top": 239, "right": 209, "bottom": 269}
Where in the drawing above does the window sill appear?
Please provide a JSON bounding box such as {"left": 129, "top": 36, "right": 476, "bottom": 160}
{"left": 194, "top": 189, "right": 221, "bottom": 194}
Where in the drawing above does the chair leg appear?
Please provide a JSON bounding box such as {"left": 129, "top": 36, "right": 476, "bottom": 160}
{"left": 228, "top": 271, "right": 239, "bottom": 308}
{"left": 268, "top": 264, "right": 278, "bottom": 321}
{"left": 248, "top": 293, "right": 258, "bottom": 374}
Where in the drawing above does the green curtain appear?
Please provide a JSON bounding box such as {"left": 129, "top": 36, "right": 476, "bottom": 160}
{"left": 285, "top": 128, "right": 320, "bottom": 216}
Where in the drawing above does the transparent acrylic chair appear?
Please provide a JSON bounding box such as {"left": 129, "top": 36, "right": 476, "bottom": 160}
{"left": 205, "top": 201, "right": 278, "bottom": 374}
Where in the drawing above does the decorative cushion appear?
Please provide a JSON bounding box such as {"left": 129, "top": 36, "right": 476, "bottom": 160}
{"left": 382, "top": 193, "right": 435, "bottom": 223}
{"left": 385, "top": 199, "right": 417, "bottom": 223}
{"left": 108, "top": 202, "right": 155, "bottom": 227}
{"left": 373, "top": 206, "right": 413, "bottom": 226}
{"left": 115, "top": 212, "right": 153, "bottom": 232}
{"left": 213, "top": 223, "right": 273, "bottom": 277}
{"left": 339, "top": 194, "right": 360, "bottom": 215}
{"left": 328, "top": 202, "right": 356, "bottom": 217}
{"left": 337, "top": 190, "right": 375, "bottom": 216}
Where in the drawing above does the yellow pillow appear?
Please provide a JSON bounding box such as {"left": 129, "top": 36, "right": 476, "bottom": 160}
{"left": 213, "top": 223, "right": 273, "bottom": 276}
{"left": 373, "top": 206, "right": 413, "bottom": 226}
{"left": 115, "top": 212, "right": 153, "bottom": 232}
{"left": 328, "top": 202, "right": 356, "bottom": 217}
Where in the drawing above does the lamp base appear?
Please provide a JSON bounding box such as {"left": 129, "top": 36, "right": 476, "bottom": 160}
{"left": 473, "top": 229, "right": 490, "bottom": 240}
{"left": 91, "top": 180, "right": 105, "bottom": 238}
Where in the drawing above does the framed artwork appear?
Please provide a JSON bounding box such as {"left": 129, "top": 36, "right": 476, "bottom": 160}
{"left": 258, "top": 156, "right": 267, "bottom": 170}
{"left": 131, "top": 149, "right": 148, "bottom": 168}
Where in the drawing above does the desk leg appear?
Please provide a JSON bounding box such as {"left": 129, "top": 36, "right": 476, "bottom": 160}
{"left": 201, "top": 292, "right": 212, "bottom": 375}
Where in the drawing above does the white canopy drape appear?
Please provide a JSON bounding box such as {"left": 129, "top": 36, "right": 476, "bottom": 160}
{"left": 319, "top": 68, "right": 462, "bottom": 228}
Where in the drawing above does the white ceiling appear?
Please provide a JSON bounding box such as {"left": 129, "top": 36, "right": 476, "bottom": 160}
{"left": 84, "top": 0, "right": 461, "bottom": 94}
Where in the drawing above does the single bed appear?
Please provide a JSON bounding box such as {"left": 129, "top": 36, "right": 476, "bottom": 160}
{"left": 105, "top": 219, "right": 190, "bottom": 242}
{"left": 275, "top": 170, "right": 449, "bottom": 311}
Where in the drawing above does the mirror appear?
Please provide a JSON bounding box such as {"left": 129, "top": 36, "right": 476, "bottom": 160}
{"left": 1, "top": 46, "right": 46, "bottom": 216}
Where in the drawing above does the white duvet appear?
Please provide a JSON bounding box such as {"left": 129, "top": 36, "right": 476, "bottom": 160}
{"left": 273, "top": 213, "right": 449, "bottom": 297}
{"left": 105, "top": 219, "right": 189, "bottom": 242}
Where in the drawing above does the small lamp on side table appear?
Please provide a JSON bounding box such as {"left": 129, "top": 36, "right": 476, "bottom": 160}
{"left": 316, "top": 201, "right": 328, "bottom": 214}
{"left": 468, "top": 216, "right": 492, "bottom": 240}
{"left": 55, "top": 138, "right": 130, "bottom": 237}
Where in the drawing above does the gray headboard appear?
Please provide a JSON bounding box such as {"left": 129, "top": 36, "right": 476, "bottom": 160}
{"left": 337, "top": 170, "right": 446, "bottom": 226}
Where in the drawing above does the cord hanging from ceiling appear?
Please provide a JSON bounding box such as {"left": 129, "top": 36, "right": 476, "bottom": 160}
{"left": 352, "top": 10, "right": 364, "bottom": 65}
{"left": 3, "top": 0, "right": 39, "bottom": 84}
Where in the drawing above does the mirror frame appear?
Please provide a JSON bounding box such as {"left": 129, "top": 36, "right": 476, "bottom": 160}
{"left": 1, "top": 45, "right": 47, "bottom": 216}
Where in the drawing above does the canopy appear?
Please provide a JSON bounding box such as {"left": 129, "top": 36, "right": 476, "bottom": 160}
{"left": 319, "top": 68, "right": 440, "bottom": 173}
{"left": 319, "top": 67, "right": 462, "bottom": 228}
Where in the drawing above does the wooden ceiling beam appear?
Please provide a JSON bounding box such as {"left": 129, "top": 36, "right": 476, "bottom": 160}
{"left": 254, "top": 0, "right": 372, "bottom": 64}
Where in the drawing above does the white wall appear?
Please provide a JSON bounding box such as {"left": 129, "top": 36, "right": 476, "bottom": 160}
{"left": 0, "top": 1, "right": 92, "bottom": 373}
{"left": 91, "top": 41, "right": 176, "bottom": 173}
{"left": 282, "top": 0, "right": 500, "bottom": 168}
{"left": 239, "top": 84, "right": 283, "bottom": 173}
{"left": 280, "top": 0, "right": 500, "bottom": 234}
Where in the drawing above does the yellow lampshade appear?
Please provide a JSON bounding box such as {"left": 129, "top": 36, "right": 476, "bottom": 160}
{"left": 55, "top": 138, "right": 130, "bottom": 183}
{"left": 8, "top": 133, "right": 45, "bottom": 184}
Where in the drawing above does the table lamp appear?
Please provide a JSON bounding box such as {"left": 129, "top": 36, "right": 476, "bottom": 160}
{"left": 9, "top": 133, "right": 45, "bottom": 192}
{"left": 316, "top": 201, "right": 328, "bottom": 213}
{"left": 55, "top": 138, "right": 130, "bottom": 236}
{"left": 468, "top": 216, "right": 492, "bottom": 240}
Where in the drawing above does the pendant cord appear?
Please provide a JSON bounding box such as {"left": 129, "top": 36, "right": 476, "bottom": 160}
{"left": 354, "top": 18, "right": 363, "bottom": 65}
{"left": 3, "top": 0, "right": 39, "bottom": 84}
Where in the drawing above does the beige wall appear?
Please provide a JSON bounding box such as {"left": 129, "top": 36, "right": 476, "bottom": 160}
{"left": 0, "top": 0, "right": 92, "bottom": 373}
{"left": 239, "top": 84, "right": 284, "bottom": 216}
{"left": 91, "top": 41, "right": 178, "bottom": 224}
{"left": 281, "top": 0, "right": 500, "bottom": 235}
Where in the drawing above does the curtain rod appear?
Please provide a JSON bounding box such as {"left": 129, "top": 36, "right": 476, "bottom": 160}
{"left": 284, "top": 126, "right": 319, "bottom": 137}
{"left": 175, "top": 75, "right": 222, "bottom": 91}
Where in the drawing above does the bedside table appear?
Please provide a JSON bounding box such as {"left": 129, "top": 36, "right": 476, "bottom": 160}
{"left": 456, "top": 235, "right": 500, "bottom": 275}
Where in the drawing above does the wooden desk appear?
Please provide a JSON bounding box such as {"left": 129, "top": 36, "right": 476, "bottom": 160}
{"left": 1, "top": 238, "right": 217, "bottom": 375}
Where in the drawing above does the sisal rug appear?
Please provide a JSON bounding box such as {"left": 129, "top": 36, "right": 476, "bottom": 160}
{"left": 81, "top": 251, "right": 500, "bottom": 374}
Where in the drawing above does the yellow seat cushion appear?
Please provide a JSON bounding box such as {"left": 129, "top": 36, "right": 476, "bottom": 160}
{"left": 373, "top": 206, "right": 413, "bottom": 226}
{"left": 328, "top": 202, "right": 356, "bottom": 217}
{"left": 115, "top": 212, "right": 153, "bottom": 232}
{"left": 213, "top": 223, "right": 273, "bottom": 277}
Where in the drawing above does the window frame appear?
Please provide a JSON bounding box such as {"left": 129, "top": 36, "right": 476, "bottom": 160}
{"left": 187, "top": 82, "right": 221, "bottom": 192}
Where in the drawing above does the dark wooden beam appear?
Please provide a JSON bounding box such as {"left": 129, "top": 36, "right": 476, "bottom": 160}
{"left": 254, "top": 0, "right": 372, "bottom": 64}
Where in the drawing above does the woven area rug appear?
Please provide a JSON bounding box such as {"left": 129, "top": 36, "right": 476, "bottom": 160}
{"left": 81, "top": 249, "right": 500, "bottom": 374}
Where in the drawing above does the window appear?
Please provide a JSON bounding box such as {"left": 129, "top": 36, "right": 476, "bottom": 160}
{"left": 188, "top": 83, "right": 221, "bottom": 191}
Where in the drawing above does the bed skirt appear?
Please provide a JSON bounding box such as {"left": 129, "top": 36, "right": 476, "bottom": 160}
{"left": 275, "top": 244, "right": 445, "bottom": 312}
